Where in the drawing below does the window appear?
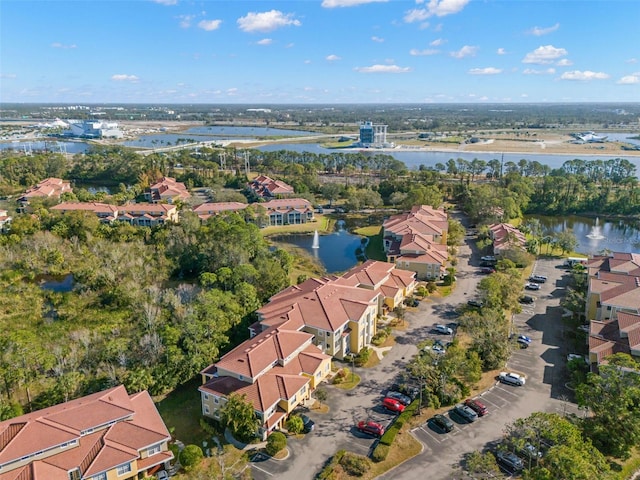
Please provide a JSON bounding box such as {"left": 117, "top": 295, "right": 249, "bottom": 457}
{"left": 91, "top": 474, "right": 106, "bottom": 480}
{"left": 68, "top": 470, "right": 81, "bottom": 480}
{"left": 203, "top": 393, "right": 209, "bottom": 400}
{"left": 148, "top": 444, "right": 162, "bottom": 456}
{"left": 204, "top": 405, "right": 210, "bottom": 414}
{"left": 116, "top": 463, "right": 132, "bottom": 476}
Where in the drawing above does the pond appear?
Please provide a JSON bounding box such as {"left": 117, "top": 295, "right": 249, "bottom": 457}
{"left": 270, "top": 222, "right": 364, "bottom": 273}
{"left": 525, "top": 215, "right": 640, "bottom": 255}
{"left": 38, "top": 274, "right": 75, "bottom": 293}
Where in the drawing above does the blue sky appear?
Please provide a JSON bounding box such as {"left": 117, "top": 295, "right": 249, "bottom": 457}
{"left": 1, "top": 0, "right": 639, "bottom": 104}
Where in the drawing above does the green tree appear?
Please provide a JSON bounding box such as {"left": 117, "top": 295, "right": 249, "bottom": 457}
{"left": 179, "top": 445, "right": 204, "bottom": 472}
{"left": 219, "top": 393, "right": 260, "bottom": 442}
{"left": 464, "top": 451, "right": 500, "bottom": 478}
{"left": 265, "top": 431, "right": 287, "bottom": 456}
{"left": 286, "top": 415, "right": 304, "bottom": 434}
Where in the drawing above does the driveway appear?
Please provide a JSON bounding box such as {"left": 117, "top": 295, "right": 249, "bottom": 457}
{"left": 251, "top": 223, "right": 579, "bottom": 480}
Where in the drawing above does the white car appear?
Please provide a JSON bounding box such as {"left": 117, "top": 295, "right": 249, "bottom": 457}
{"left": 567, "top": 354, "right": 588, "bottom": 364}
{"left": 156, "top": 472, "right": 169, "bottom": 480}
{"left": 434, "top": 324, "right": 453, "bottom": 335}
{"left": 499, "top": 372, "right": 526, "bottom": 386}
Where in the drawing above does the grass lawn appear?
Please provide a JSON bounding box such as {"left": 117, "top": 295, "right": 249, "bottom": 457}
{"left": 333, "top": 368, "right": 361, "bottom": 390}
{"left": 353, "top": 226, "right": 386, "bottom": 261}
{"left": 155, "top": 377, "right": 209, "bottom": 447}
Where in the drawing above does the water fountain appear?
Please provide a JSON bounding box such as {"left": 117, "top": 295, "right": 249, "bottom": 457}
{"left": 586, "top": 217, "right": 605, "bottom": 240}
{"left": 312, "top": 230, "right": 320, "bottom": 249}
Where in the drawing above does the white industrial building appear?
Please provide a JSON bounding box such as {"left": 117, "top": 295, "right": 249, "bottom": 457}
{"left": 65, "top": 120, "right": 123, "bottom": 138}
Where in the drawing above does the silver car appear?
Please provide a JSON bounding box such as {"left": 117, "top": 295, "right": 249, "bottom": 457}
{"left": 453, "top": 404, "right": 478, "bottom": 422}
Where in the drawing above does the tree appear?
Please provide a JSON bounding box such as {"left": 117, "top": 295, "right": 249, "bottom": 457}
{"left": 577, "top": 359, "right": 640, "bottom": 458}
{"left": 286, "top": 415, "right": 304, "bottom": 434}
{"left": 265, "top": 431, "right": 287, "bottom": 456}
{"left": 464, "top": 451, "right": 500, "bottom": 478}
{"left": 553, "top": 230, "right": 578, "bottom": 255}
{"left": 315, "top": 387, "right": 327, "bottom": 408}
{"left": 447, "top": 218, "right": 465, "bottom": 247}
{"left": 179, "top": 445, "right": 204, "bottom": 472}
{"left": 219, "top": 393, "right": 260, "bottom": 443}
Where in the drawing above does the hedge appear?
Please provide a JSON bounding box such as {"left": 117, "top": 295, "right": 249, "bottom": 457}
{"left": 379, "top": 400, "right": 419, "bottom": 446}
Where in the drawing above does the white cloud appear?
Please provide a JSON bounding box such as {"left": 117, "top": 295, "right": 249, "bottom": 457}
{"left": 404, "top": 0, "right": 469, "bottom": 22}
{"left": 237, "top": 10, "right": 301, "bottom": 33}
{"left": 560, "top": 70, "right": 610, "bottom": 81}
{"left": 450, "top": 45, "right": 478, "bottom": 59}
{"left": 626, "top": 58, "right": 638, "bottom": 64}
{"left": 354, "top": 64, "right": 412, "bottom": 73}
{"left": 178, "top": 14, "right": 195, "bottom": 28}
{"left": 528, "top": 23, "right": 560, "bottom": 36}
{"left": 469, "top": 67, "right": 501, "bottom": 75}
{"left": 556, "top": 58, "right": 573, "bottom": 66}
{"left": 111, "top": 74, "right": 139, "bottom": 82}
{"left": 152, "top": 0, "right": 178, "bottom": 5}
{"left": 322, "top": 0, "right": 387, "bottom": 7}
{"left": 523, "top": 68, "right": 555, "bottom": 75}
{"left": 522, "top": 45, "right": 567, "bottom": 64}
{"left": 617, "top": 75, "right": 639, "bottom": 85}
{"left": 0, "top": 73, "right": 17, "bottom": 79}
{"left": 51, "top": 42, "right": 77, "bottom": 49}
{"left": 371, "top": 36, "right": 384, "bottom": 43}
{"left": 227, "top": 88, "right": 239, "bottom": 96}
{"left": 430, "top": 38, "right": 446, "bottom": 46}
{"left": 409, "top": 48, "right": 439, "bottom": 56}
{"left": 198, "top": 19, "right": 221, "bottom": 31}
{"left": 496, "top": 48, "right": 507, "bottom": 55}
{"left": 326, "top": 54, "right": 341, "bottom": 61}
{"left": 257, "top": 38, "right": 273, "bottom": 45}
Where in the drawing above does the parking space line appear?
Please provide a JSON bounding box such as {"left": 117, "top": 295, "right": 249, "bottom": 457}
{"left": 480, "top": 396, "right": 507, "bottom": 409}
{"left": 493, "top": 385, "right": 522, "bottom": 398}
{"left": 251, "top": 464, "right": 274, "bottom": 476}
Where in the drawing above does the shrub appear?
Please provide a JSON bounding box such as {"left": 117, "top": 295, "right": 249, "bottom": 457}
{"left": 371, "top": 444, "right": 390, "bottom": 463}
{"left": 371, "top": 331, "right": 387, "bottom": 346}
{"left": 339, "top": 452, "right": 370, "bottom": 477}
{"left": 354, "top": 347, "right": 371, "bottom": 367}
{"left": 286, "top": 415, "right": 304, "bottom": 434}
{"left": 179, "top": 444, "right": 204, "bottom": 471}
{"left": 265, "top": 431, "right": 287, "bottom": 456}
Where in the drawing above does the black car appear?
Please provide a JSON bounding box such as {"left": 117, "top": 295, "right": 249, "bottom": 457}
{"left": 467, "top": 300, "right": 484, "bottom": 308}
{"left": 519, "top": 295, "right": 535, "bottom": 304}
{"left": 432, "top": 414, "right": 454, "bottom": 432}
{"left": 390, "top": 382, "right": 420, "bottom": 400}
{"left": 300, "top": 413, "right": 315, "bottom": 433}
{"left": 496, "top": 451, "right": 524, "bottom": 472}
{"left": 386, "top": 390, "right": 412, "bottom": 406}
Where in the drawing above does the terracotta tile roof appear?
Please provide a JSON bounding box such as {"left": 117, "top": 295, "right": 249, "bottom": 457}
{"left": 249, "top": 176, "right": 295, "bottom": 197}
{"left": 261, "top": 198, "right": 311, "bottom": 210}
{"left": 119, "top": 203, "right": 177, "bottom": 214}
{"left": 51, "top": 202, "right": 118, "bottom": 215}
{"left": 489, "top": 223, "right": 526, "bottom": 251}
{"left": 0, "top": 386, "right": 171, "bottom": 479}
{"left": 215, "top": 327, "right": 314, "bottom": 379}
{"left": 148, "top": 177, "right": 190, "bottom": 202}
{"left": 193, "top": 202, "right": 248, "bottom": 214}
{"left": 618, "top": 312, "right": 640, "bottom": 350}
{"left": 588, "top": 253, "right": 640, "bottom": 277}
{"left": 21, "top": 178, "right": 72, "bottom": 200}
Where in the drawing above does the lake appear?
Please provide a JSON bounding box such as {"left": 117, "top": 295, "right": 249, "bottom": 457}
{"left": 270, "top": 223, "right": 364, "bottom": 273}
{"left": 526, "top": 215, "right": 640, "bottom": 255}
{"left": 0, "top": 140, "right": 88, "bottom": 154}
{"left": 256, "top": 143, "right": 640, "bottom": 174}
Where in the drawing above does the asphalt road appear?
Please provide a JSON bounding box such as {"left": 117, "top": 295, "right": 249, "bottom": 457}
{"left": 250, "top": 217, "right": 581, "bottom": 480}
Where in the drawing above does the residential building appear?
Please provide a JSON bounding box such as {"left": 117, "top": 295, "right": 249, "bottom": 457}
{"left": 248, "top": 175, "right": 295, "bottom": 199}
{"left": 19, "top": 178, "right": 72, "bottom": 207}
{"left": 50, "top": 202, "right": 179, "bottom": 226}
{"left": 146, "top": 177, "right": 190, "bottom": 204}
{"left": 488, "top": 223, "right": 526, "bottom": 255}
{"left": 199, "top": 327, "right": 331, "bottom": 439}
{"left": 192, "top": 202, "right": 248, "bottom": 222}
{"left": 358, "top": 121, "right": 390, "bottom": 148}
{"left": 382, "top": 205, "right": 449, "bottom": 280}
{"left": 198, "top": 261, "right": 415, "bottom": 438}
{"left": 0, "top": 385, "right": 173, "bottom": 480}
{"left": 260, "top": 198, "right": 314, "bottom": 226}
{"left": 583, "top": 252, "right": 640, "bottom": 367}
{"left": 0, "top": 209, "right": 12, "bottom": 233}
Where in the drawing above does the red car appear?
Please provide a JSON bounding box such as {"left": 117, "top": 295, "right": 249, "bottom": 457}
{"left": 382, "top": 397, "right": 406, "bottom": 413}
{"left": 357, "top": 420, "right": 385, "bottom": 437}
{"left": 464, "top": 398, "right": 488, "bottom": 416}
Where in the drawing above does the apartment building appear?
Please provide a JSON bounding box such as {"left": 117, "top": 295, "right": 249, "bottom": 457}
{"left": 50, "top": 202, "right": 179, "bottom": 226}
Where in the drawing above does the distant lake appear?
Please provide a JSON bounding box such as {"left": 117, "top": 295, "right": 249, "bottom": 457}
{"left": 526, "top": 215, "right": 640, "bottom": 255}
{"left": 122, "top": 126, "right": 321, "bottom": 148}
{"left": 0, "top": 140, "right": 88, "bottom": 154}
{"left": 256, "top": 143, "right": 640, "bottom": 175}
{"left": 270, "top": 223, "right": 363, "bottom": 273}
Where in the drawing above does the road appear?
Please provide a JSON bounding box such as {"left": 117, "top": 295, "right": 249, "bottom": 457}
{"left": 249, "top": 214, "right": 579, "bottom": 480}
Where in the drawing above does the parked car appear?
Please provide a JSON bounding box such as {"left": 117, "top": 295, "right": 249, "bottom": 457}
{"left": 521, "top": 443, "right": 543, "bottom": 459}
{"left": 499, "top": 372, "right": 526, "bottom": 386}
{"left": 525, "top": 282, "right": 541, "bottom": 290}
{"left": 434, "top": 324, "right": 453, "bottom": 335}
{"left": 386, "top": 391, "right": 412, "bottom": 406}
{"left": 567, "top": 353, "right": 588, "bottom": 364}
{"left": 382, "top": 397, "right": 406, "bottom": 413}
{"left": 453, "top": 403, "right": 478, "bottom": 422}
{"left": 157, "top": 471, "right": 169, "bottom": 480}
{"left": 519, "top": 295, "right": 535, "bottom": 304}
{"left": 299, "top": 413, "right": 315, "bottom": 433}
{"left": 467, "top": 300, "right": 483, "bottom": 308}
{"left": 404, "top": 297, "right": 419, "bottom": 307}
{"left": 517, "top": 337, "right": 530, "bottom": 349}
{"left": 432, "top": 414, "right": 454, "bottom": 432}
{"left": 496, "top": 451, "right": 524, "bottom": 472}
{"left": 518, "top": 334, "right": 532, "bottom": 344}
{"left": 480, "top": 267, "right": 496, "bottom": 274}
{"left": 481, "top": 255, "right": 497, "bottom": 262}
{"left": 357, "top": 420, "right": 385, "bottom": 437}
{"left": 530, "top": 274, "right": 548, "bottom": 282}
{"left": 464, "top": 398, "right": 488, "bottom": 416}
{"left": 423, "top": 343, "right": 446, "bottom": 355}
{"left": 479, "top": 260, "right": 496, "bottom": 267}
{"left": 390, "top": 382, "right": 420, "bottom": 400}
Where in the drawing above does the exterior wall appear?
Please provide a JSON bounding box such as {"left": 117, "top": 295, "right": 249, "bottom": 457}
{"left": 586, "top": 292, "right": 600, "bottom": 320}
{"left": 307, "top": 358, "right": 332, "bottom": 389}
{"left": 348, "top": 306, "right": 377, "bottom": 355}
{"left": 105, "top": 461, "right": 138, "bottom": 480}
{"left": 277, "top": 383, "right": 310, "bottom": 414}
{"left": 201, "top": 390, "right": 227, "bottom": 420}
